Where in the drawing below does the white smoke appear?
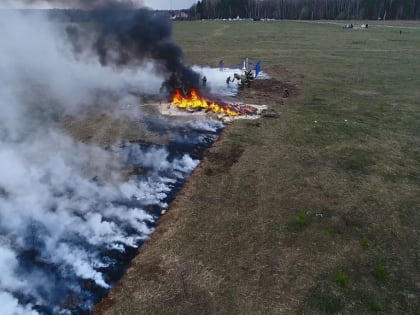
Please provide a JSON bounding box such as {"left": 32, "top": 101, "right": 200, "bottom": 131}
{"left": 191, "top": 65, "right": 270, "bottom": 97}
{"left": 0, "top": 11, "right": 162, "bottom": 125}
{"left": 192, "top": 65, "right": 241, "bottom": 97}
{"left": 186, "top": 118, "right": 225, "bottom": 133}
{"left": 0, "top": 0, "right": 146, "bottom": 9}
{"left": 0, "top": 292, "right": 39, "bottom": 315}
{"left": 0, "top": 10, "right": 214, "bottom": 314}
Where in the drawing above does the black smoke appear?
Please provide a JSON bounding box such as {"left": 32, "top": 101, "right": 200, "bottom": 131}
{"left": 89, "top": 8, "right": 200, "bottom": 94}
{"left": 55, "top": 0, "right": 200, "bottom": 96}
{"left": 7, "top": 0, "right": 201, "bottom": 95}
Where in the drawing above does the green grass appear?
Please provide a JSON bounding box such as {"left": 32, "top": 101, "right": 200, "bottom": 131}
{"left": 95, "top": 21, "right": 420, "bottom": 315}
{"left": 287, "top": 211, "right": 310, "bottom": 232}
{"left": 371, "top": 300, "right": 383, "bottom": 312}
{"left": 336, "top": 270, "right": 349, "bottom": 287}
{"left": 373, "top": 263, "right": 390, "bottom": 281}
{"left": 296, "top": 212, "right": 309, "bottom": 229}
{"left": 361, "top": 236, "right": 370, "bottom": 248}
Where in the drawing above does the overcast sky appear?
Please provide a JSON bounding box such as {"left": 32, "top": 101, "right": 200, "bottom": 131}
{"left": 0, "top": 0, "right": 197, "bottom": 10}
{"left": 144, "top": 0, "right": 196, "bottom": 10}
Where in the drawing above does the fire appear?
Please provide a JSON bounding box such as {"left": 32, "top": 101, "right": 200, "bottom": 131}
{"left": 171, "top": 89, "right": 257, "bottom": 117}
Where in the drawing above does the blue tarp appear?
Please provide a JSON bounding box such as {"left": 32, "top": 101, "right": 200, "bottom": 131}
{"left": 255, "top": 61, "right": 261, "bottom": 77}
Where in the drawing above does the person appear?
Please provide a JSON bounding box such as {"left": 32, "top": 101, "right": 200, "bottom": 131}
{"left": 202, "top": 75, "right": 207, "bottom": 87}
{"left": 226, "top": 76, "right": 231, "bottom": 85}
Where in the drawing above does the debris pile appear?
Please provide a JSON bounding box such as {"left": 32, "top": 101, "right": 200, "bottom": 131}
{"left": 161, "top": 89, "right": 267, "bottom": 122}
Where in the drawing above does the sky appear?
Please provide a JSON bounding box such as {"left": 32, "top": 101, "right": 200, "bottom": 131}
{"left": 144, "top": 0, "right": 196, "bottom": 10}
{"left": 0, "top": 0, "right": 197, "bottom": 10}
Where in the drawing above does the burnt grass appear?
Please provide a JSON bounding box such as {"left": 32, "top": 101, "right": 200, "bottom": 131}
{"left": 94, "top": 21, "right": 420, "bottom": 314}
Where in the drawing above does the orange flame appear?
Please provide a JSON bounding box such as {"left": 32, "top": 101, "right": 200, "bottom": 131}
{"left": 171, "top": 89, "right": 257, "bottom": 117}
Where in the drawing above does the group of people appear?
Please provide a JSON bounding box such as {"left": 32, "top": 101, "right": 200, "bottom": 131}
{"left": 199, "top": 59, "right": 256, "bottom": 89}
{"left": 227, "top": 70, "right": 254, "bottom": 89}
{"left": 225, "top": 74, "right": 240, "bottom": 85}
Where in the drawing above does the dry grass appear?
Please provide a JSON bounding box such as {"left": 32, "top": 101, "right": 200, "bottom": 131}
{"left": 94, "top": 21, "right": 420, "bottom": 314}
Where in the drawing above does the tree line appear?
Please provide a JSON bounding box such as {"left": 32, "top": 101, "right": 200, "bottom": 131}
{"left": 188, "top": 0, "right": 420, "bottom": 20}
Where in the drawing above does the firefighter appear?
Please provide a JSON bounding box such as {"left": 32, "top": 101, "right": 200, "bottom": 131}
{"left": 202, "top": 75, "right": 207, "bottom": 87}
{"left": 241, "top": 70, "right": 254, "bottom": 88}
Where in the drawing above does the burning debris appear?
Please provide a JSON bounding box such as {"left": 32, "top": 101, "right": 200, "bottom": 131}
{"left": 172, "top": 89, "right": 258, "bottom": 116}
{"left": 160, "top": 89, "right": 267, "bottom": 122}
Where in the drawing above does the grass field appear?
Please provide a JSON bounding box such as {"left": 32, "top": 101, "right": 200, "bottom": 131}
{"left": 95, "top": 21, "right": 420, "bottom": 314}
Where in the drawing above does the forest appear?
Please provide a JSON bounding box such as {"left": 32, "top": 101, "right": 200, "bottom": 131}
{"left": 188, "top": 0, "right": 420, "bottom": 20}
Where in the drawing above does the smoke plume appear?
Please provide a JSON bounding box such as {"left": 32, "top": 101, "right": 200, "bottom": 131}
{"left": 4, "top": 0, "right": 201, "bottom": 94}
{"left": 92, "top": 9, "right": 199, "bottom": 91}
{"left": 0, "top": 5, "right": 220, "bottom": 315}
{"left": 2, "top": 0, "right": 144, "bottom": 10}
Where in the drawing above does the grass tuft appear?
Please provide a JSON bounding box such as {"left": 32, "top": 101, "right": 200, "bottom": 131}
{"left": 371, "top": 300, "right": 383, "bottom": 312}
{"left": 287, "top": 211, "right": 310, "bottom": 232}
{"left": 335, "top": 269, "right": 349, "bottom": 287}
{"left": 296, "top": 211, "right": 309, "bottom": 228}
{"left": 373, "top": 264, "right": 389, "bottom": 281}
{"left": 361, "top": 237, "right": 370, "bottom": 249}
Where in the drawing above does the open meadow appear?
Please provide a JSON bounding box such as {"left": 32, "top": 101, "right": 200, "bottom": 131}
{"left": 95, "top": 20, "right": 420, "bottom": 314}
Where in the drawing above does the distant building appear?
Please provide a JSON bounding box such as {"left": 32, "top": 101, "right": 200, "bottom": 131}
{"left": 169, "top": 10, "right": 189, "bottom": 20}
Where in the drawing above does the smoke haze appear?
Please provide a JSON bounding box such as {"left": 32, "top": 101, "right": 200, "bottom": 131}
{"left": 0, "top": 0, "right": 145, "bottom": 9}
{"left": 0, "top": 7, "right": 219, "bottom": 315}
